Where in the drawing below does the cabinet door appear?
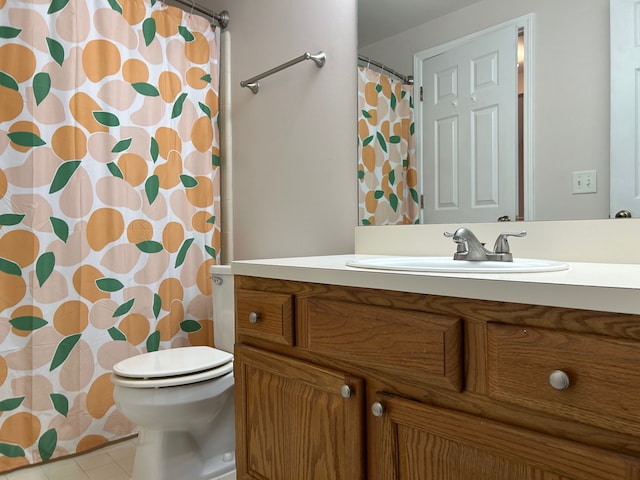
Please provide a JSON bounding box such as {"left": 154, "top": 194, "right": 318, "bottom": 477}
{"left": 235, "top": 345, "right": 365, "bottom": 480}
{"left": 370, "top": 393, "right": 640, "bottom": 480}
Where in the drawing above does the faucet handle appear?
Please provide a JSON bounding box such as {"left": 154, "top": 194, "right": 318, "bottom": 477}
{"left": 444, "top": 230, "right": 469, "bottom": 253}
{"left": 444, "top": 231, "right": 465, "bottom": 253}
{"left": 493, "top": 231, "right": 527, "bottom": 254}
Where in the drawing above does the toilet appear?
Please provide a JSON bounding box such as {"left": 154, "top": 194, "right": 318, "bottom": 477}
{"left": 111, "top": 265, "right": 236, "bottom": 480}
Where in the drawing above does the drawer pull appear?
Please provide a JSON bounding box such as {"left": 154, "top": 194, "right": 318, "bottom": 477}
{"left": 371, "top": 402, "right": 385, "bottom": 417}
{"left": 340, "top": 385, "right": 352, "bottom": 399}
{"left": 549, "top": 370, "right": 570, "bottom": 391}
{"left": 248, "top": 312, "right": 259, "bottom": 324}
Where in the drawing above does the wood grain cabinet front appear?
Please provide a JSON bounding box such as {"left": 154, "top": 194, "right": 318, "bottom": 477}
{"left": 234, "top": 345, "right": 365, "bottom": 480}
{"left": 487, "top": 323, "right": 640, "bottom": 438}
{"left": 369, "top": 392, "right": 640, "bottom": 480}
{"left": 235, "top": 289, "right": 294, "bottom": 346}
{"left": 297, "top": 297, "right": 463, "bottom": 392}
{"left": 233, "top": 276, "right": 640, "bottom": 479}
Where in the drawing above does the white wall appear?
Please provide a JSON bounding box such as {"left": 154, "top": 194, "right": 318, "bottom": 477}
{"left": 359, "top": 0, "right": 611, "bottom": 222}
{"left": 210, "top": 0, "right": 358, "bottom": 260}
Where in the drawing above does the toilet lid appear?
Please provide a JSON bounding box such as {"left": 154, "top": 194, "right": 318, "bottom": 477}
{"left": 113, "top": 346, "right": 233, "bottom": 379}
{"left": 111, "top": 361, "right": 233, "bottom": 388}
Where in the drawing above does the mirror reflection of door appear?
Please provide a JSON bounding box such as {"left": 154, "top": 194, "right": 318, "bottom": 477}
{"left": 610, "top": 0, "right": 640, "bottom": 218}
{"left": 417, "top": 19, "right": 526, "bottom": 224}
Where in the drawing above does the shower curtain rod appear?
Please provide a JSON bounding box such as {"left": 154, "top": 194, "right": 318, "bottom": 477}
{"left": 358, "top": 54, "right": 413, "bottom": 85}
{"left": 166, "top": 0, "right": 230, "bottom": 29}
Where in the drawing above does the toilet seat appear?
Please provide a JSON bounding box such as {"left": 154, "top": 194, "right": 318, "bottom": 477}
{"left": 111, "top": 346, "right": 233, "bottom": 388}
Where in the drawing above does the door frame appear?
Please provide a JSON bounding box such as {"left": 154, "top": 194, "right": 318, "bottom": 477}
{"left": 413, "top": 14, "right": 535, "bottom": 222}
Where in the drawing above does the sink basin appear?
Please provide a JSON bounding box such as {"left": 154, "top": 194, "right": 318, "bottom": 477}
{"left": 346, "top": 256, "right": 569, "bottom": 273}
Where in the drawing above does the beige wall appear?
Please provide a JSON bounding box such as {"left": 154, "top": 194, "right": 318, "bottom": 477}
{"left": 210, "top": 0, "right": 358, "bottom": 260}
{"left": 359, "top": 0, "right": 611, "bottom": 222}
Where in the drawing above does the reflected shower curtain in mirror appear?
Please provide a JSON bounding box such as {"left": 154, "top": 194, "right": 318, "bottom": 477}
{"left": 357, "top": 66, "right": 418, "bottom": 225}
{"left": 0, "top": 0, "right": 221, "bottom": 471}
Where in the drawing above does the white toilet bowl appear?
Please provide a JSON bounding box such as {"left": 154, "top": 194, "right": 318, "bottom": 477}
{"left": 111, "top": 266, "right": 236, "bottom": 480}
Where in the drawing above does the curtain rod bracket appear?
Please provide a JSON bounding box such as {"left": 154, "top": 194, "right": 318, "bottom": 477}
{"left": 215, "top": 10, "right": 230, "bottom": 29}
{"left": 244, "top": 82, "right": 260, "bottom": 94}
{"left": 241, "top": 51, "right": 326, "bottom": 94}
{"left": 168, "top": 0, "right": 230, "bottom": 29}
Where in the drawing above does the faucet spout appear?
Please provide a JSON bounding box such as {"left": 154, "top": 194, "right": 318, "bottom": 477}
{"left": 443, "top": 227, "right": 526, "bottom": 262}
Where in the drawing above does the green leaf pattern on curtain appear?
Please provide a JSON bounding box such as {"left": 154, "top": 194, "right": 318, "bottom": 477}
{"left": 0, "top": 0, "right": 221, "bottom": 471}
{"left": 357, "top": 66, "right": 419, "bottom": 225}
{"left": 0, "top": 397, "right": 24, "bottom": 412}
{"left": 0, "top": 26, "right": 21, "bottom": 39}
{"left": 32, "top": 72, "right": 52, "bottom": 106}
{"left": 37, "top": 429, "right": 57, "bottom": 461}
{"left": 49, "top": 393, "right": 69, "bottom": 417}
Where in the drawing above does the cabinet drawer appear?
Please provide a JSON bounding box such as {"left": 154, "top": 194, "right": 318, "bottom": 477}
{"left": 298, "top": 298, "right": 462, "bottom": 391}
{"left": 487, "top": 323, "right": 640, "bottom": 436}
{"left": 235, "top": 289, "right": 294, "bottom": 346}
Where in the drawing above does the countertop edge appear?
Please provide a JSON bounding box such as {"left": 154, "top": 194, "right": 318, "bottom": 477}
{"left": 229, "top": 255, "right": 640, "bottom": 315}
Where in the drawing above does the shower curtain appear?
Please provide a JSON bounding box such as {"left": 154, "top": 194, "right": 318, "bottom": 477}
{"left": 357, "top": 65, "right": 419, "bottom": 225}
{"left": 0, "top": 0, "right": 221, "bottom": 471}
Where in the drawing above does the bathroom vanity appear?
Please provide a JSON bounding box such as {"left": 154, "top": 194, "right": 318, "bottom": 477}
{"left": 231, "top": 253, "right": 640, "bottom": 479}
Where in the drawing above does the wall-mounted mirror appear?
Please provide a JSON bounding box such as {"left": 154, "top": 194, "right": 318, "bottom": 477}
{"left": 357, "top": 0, "right": 615, "bottom": 226}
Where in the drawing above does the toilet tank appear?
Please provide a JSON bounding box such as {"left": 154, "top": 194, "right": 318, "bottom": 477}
{"left": 210, "top": 265, "right": 234, "bottom": 353}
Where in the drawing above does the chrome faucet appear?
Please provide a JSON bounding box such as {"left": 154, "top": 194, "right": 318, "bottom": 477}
{"left": 444, "top": 227, "right": 526, "bottom": 262}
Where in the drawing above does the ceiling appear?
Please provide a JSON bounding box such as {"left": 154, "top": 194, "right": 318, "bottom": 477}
{"left": 168, "top": 0, "right": 484, "bottom": 47}
{"left": 358, "top": 0, "right": 484, "bottom": 47}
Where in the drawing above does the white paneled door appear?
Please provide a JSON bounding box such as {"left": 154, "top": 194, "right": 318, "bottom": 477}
{"left": 611, "top": 0, "right": 640, "bottom": 218}
{"left": 420, "top": 24, "right": 518, "bottom": 224}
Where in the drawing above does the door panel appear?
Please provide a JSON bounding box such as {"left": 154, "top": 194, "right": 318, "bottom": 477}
{"left": 421, "top": 23, "right": 518, "bottom": 223}
{"left": 472, "top": 105, "right": 499, "bottom": 206}
{"left": 435, "top": 115, "right": 459, "bottom": 209}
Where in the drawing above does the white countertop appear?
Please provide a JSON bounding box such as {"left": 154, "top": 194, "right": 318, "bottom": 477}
{"left": 231, "top": 254, "right": 640, "bottom": 315}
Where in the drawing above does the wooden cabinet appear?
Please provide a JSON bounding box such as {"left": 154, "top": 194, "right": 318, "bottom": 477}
{"left": 297, "top": 297, "right": 463, "bottom": 391}
{"left": 234, "top": 276, "right": 640, "bottom": 480}
{"left": 235, "top": 289, "right": 294, "bottom": 345}
{"left": 487, "top": 323, "right": 640, "bottom": 437}
{"left": 372, "top": 393, "right": 640, "bottom": 480}
{"left": 234, "top": 346, "right": 364, "bottom": 479}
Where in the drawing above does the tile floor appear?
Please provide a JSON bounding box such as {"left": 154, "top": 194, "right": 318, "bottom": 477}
{"left": 0, "top": 437, "right": 136, "bottom": 480}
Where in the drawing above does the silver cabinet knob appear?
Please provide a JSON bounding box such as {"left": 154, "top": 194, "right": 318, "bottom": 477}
{"left": 340, "top": 385, "right": 351, "bottom": 399}
{"left": 549, "top": 370, "right": 570, "bottom": 391}
{"left": 248, "top": 312, "right": 259, "bottom": 324}
{"left": 371, "top": 402, "right": 385, "bottom": 417}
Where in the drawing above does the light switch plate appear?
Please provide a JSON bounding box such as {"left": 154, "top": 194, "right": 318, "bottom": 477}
{"left": 572, "top": 170, "right": 597, "bottom": 194}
